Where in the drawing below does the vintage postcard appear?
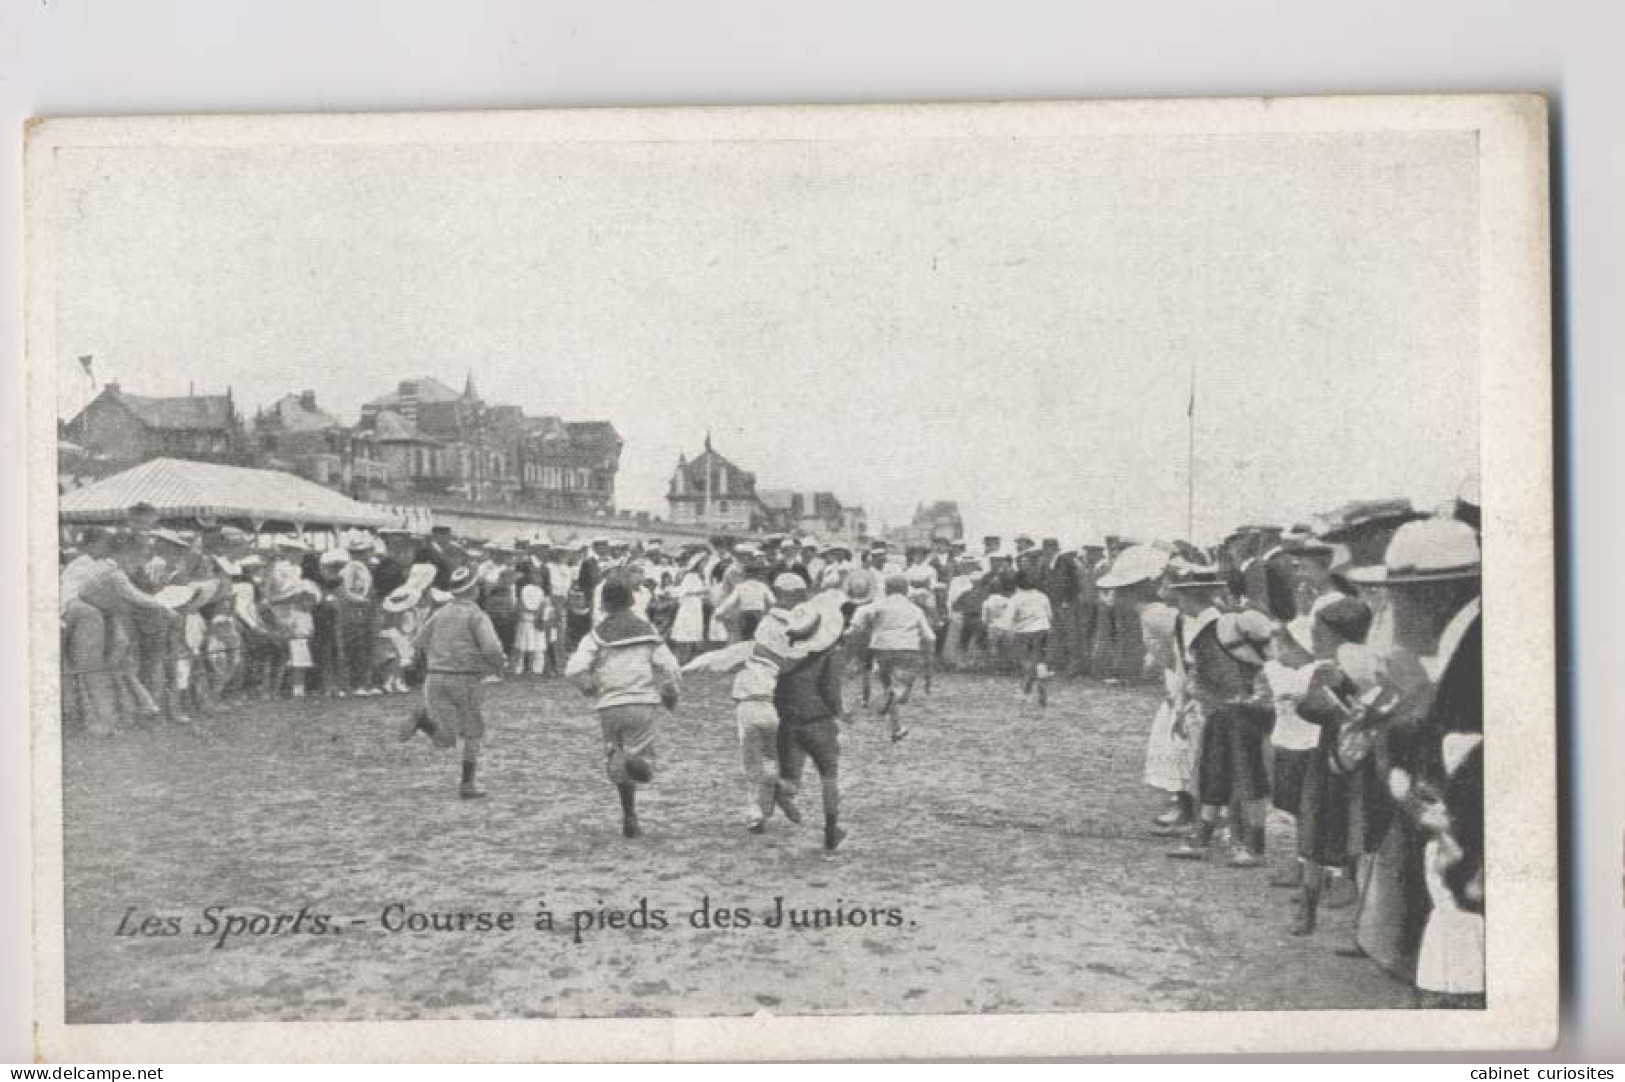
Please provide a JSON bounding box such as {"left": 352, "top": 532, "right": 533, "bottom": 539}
{"left": 24, "top": 95, "right": 1554, "bottom": 1060}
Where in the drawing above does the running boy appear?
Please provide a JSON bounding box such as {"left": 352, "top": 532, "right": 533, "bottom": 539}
{"left": 566, "top": 579, "right": 682, "bottom": 838}
{"left": 847, "top": 573, "right": 936, "bottom": 742}
{"left": 398, "top": 565, "right": 508, "bottom": 799}
{"left": 1009, "top": 570, "right": 1056, "bottom": 707}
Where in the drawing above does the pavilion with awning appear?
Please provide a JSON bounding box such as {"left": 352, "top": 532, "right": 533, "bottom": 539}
{"left": 57, "top": 457, "right": 393, "bottom": 537}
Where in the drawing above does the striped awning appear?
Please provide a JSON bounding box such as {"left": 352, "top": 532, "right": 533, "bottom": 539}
{"left": 58, "top": 457, "right": 393, "bottom": 529}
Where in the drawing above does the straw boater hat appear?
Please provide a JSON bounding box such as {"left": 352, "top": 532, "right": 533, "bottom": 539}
{"left": 150, "top": 528, "right": 190, "bottom": 550}
{"left": 319, "top": 548, "right": 348, "bottom": 568}
{"left": 382, "top": 586, "right": 420, "bottom": 614}
{"left": 1347, "top": 518, "right": 1481, "bottom": 587}
{"left": 345, "top": 531, "right": 374, "bottom": 554}
{"left": 1095, "top": 544, "right": 1170, "bottom": 590}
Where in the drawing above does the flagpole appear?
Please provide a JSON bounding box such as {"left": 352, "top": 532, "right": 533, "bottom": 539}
{"left": 1186, "top": 358, "right": 1196, "bottom": 542}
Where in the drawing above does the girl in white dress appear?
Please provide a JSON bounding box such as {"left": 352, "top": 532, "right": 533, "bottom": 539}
{"left": 671, "top": 557, "right": 710, "bottom": 664}
{"left": 283, "top": 586, "right": 318, "bottom": 697}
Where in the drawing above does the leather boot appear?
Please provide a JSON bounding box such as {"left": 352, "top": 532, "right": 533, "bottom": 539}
{"left": 824, "top": 813, "right": 846, "bottom": 852}
{"left": 619, "top": 783, "right": 640, "bottom": 838}
{"left": 459, "top": 758, "right": 486, "bottom": 799}
{"left": 1168, "top": 818, "right": 1215, "bottom": 860}
{"left": 1291, "top": 884, "right": 1320, "bottom": 936}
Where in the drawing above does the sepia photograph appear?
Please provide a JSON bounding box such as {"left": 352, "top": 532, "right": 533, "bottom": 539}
{"left": 24, "top": 96, "right": 1555, "bottom": 1060}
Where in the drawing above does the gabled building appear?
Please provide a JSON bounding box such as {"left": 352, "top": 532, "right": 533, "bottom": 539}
{"left": 757, "top": 489, "right": 866, "bottom": 542}
{"left": 253, "top": 389, "right": 390, "bottom": 497}
{"left": 666, "top": 435, "right": 763, "bottom": 531}
{"left": 354, "top": 372, "right": 622, "bottom": 512}
{"left": 63, "top": 381, "right": 247, "bottom": 467}
{"left": 886, "top": 500, "right": 966, "bottom": 547}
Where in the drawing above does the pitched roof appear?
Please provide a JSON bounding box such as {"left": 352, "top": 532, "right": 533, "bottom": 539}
{"left": 565, "top": 421, "right": 622, "bottom": 449}
{"left": 59, "top": 457, "right": 392, "bottom": 528}
{"left": 370, "top": 409, "right": 438, "bottom": 444}
{"left": 262, "top": 393, "right": 340, "bottom": 433}
{"left": 106, "top": 390, "right": 234, "bottom": 432}
{"left": 361, "top": 376, "right": 461, "bottom": 412}
{"left": 670, "top": 445, "right": 756, "bottom": 498}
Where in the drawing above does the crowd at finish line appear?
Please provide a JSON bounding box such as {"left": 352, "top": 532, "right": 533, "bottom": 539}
{"left": 58, "top": 488, "right": 1483, "bottom": 1007}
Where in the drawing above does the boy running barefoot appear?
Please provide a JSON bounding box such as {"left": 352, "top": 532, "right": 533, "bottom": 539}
{"left": 847, "top": 574, "right": 936, "bottom": 742}
{"left": 566, "top": 579, "right": 682, "bottom": 839}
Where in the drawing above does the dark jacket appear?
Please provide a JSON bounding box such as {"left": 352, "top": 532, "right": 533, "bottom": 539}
{"left": 775, "top": 647, "right": 843, "bottom": 726}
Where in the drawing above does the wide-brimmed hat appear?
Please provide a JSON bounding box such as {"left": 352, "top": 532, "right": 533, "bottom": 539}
{"left": 318, "top": 548, "right": 348, "bottom": 567}
{"left": 1096, "top": 544, "right": 1170, "bottom": 590}
{"left": 274, "top": 537, "right": 311, "bottom": 553}
{"left": 1347, "top": 518, "right": 1481, "bottom": 586}
{"left": 446, "top": 565, "right": 481, "bottom": 594}
{"left": 238, "top": 554, "right": 265, "bottom": 570}
{"left": 1162, "top": 558, "right": 1226, "bottom": 591}
{"left": 773, "top": 572, "right": 809, "bottom": 595}
{"left": 404, "top": 563, "right": 438, "bottom": 593}
{"left": 213, "top": 555, "right": 242, "bottom": 577}
{"left": 344, "top": 531, "right": 374, "bottom": 553}
{"left": 1281, "top": 536, "right": 1336, "bottom": 560}
{"left": 382, "top": 586, "right": 420, "bottom": 614}
{"left": 1316, "top": 498, "right": 1426, "bottom": 543}
{"left": 150, "top": 528, "right": 190, "bottom": 550}
{"left": 154, "top": 583, "right": 196, "bottom": 609}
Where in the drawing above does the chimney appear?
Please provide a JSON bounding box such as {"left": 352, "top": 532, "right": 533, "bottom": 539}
{"left": 300, "top": 390, "right": 316, "bottom": 410}
{"left": 106, "top": 380, "right": 120, "bottom": 396}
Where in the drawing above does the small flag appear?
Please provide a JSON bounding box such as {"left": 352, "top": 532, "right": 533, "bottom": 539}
{"left": 78, "top": 355, "right": 95, "bottom": 385}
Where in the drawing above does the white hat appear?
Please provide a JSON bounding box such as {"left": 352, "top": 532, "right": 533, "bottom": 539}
{"left": 405, "top": 563, "right": 438, "bottom": 593}
{"left": 319, "top": 549, "right": 347, "bottom": 567}
{"left": 213, "top": 555, "right": 242, "bottom": 577}
{"left": 1095, "top": 544, "right": 1169, "bottom": 589}
{"left": 819, "top": 567, "right": 845, "bottom": 591}
{"left": 150, "top": 528, "right": 190, "bottom": 550}
{"left": 1348, "top": 517, "right": 1480, "bottom": 586}
{"left": 773, "top": 572, "right": 808, "bottom": 594}
{"left": 154, "top": 583, "right": 195, "bottom": 609}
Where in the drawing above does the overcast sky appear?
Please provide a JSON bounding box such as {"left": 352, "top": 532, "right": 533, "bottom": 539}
{"left": 51, "top": 129, "right": 1478, "bottom": 543}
